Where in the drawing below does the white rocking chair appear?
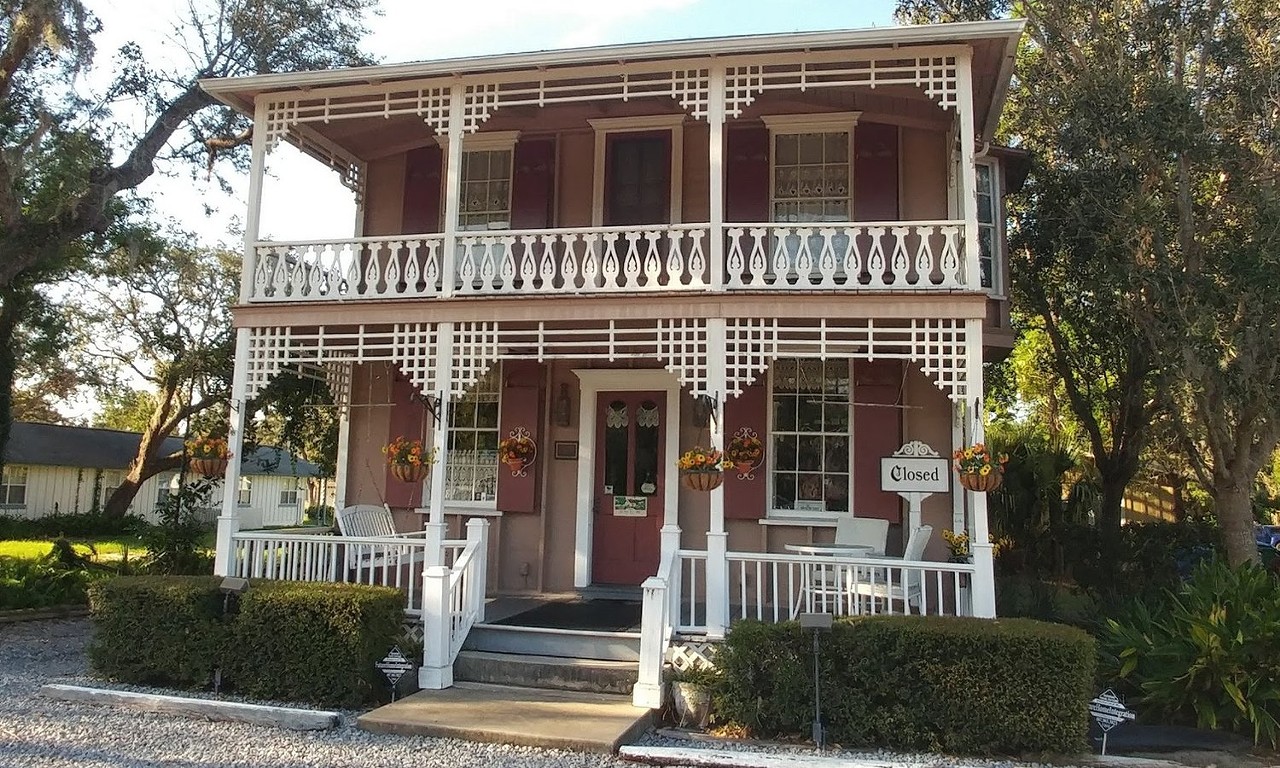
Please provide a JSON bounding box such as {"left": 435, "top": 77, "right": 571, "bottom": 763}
{"left": 335, "top": 504, "right": 429, "bottom": 571}
{"left": 848, "top": 525, "right": 934, "bottom": 615}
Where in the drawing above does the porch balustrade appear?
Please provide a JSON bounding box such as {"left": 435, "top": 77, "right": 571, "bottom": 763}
{"left": 247, "top": 220, "right": 972, "bottom": 302}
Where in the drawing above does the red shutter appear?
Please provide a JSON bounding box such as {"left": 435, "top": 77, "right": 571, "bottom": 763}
{"left": 402, "top": 145, "right": 443, "bottom": 234}
{"left": 853, "top": 122, "right": 899, "bottom": 221}
{"left": 510, "top": 138, "right": 556, "bottom": 229}
{"left": 725, "top": 125, "right": 771, "bottom": 222}
{"left": 853, "top": 360, "right": 903, "bottom": 522}
{"left": 496, "top": 360, "right": 544, "bottom": 514}
{"left": 723, "top": 379, "right": 768, "bottom": 520}
{"left": 385, "top": 373, "right": 428, "bottom": 508}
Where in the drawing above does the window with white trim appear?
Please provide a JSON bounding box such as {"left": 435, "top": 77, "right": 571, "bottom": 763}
{"left": 764, "top": 113, "right": 857, "bottom": 224}
{"left": 976, "top": 162, "right": 999, "bottom": 291}
{"left": 101, "top": 471, "right": 123, "bottom": 505}
{"left": 237, "top": 477, "right": 252, "bottom": 506}
{"left": 279, "top": 488, "right": 300, "bottom": 506}
{"left": 1, "top": 466, "right": 28, "bottom": 506}
{"left": 459, "top": 149, "right": 512, "bottom": 231}
{"left": 156, "top": 474, "right": 176, "bottom": 504}
{"left": 444, "top": 366, "right": 500, "bottom": 504}
{"left": 770, "top": 359, "right": 850, "bottom": 515}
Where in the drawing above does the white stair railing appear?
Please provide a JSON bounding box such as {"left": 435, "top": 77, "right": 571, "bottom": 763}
{"left": 633, "top": 547, "right": 679, "bottom": 708}
{"left": 420, "top": 518, "right": 489, "bottom": 690}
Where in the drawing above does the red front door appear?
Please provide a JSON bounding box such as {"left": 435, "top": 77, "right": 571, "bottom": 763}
{"left": 592, "top": 391, "right": 665, "bottom": 585}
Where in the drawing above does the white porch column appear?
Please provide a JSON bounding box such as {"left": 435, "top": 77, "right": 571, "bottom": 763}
{"left": 955, "top": 49, "right": 981, "bottom": 289}
{"left": 704, "top": 318, "right": 729, "bottom": 639}
{"left": 419, "top": 565, "right": 453, "bottom": 689}
{"left": 707, "top": 64, "right": 727, "bottom": 292}
{"left": 214, "top": 327, "right": 253, "bottom": 577}
{"left": 333, "top": 405, "right": 351, "bottom": 512}
{"left": 439, "top": 82, "right": 465, "bottom": 299}
{"left": 965, "top": 318, "right": 996, "bottom": 618}
{"left": 423, "top": 322, "right": 455, "bottom": 567}
{"left": 238, "top": 97, "right": 270, "bottom": 304}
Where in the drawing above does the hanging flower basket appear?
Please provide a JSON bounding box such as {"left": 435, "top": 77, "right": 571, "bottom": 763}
{"left": 189, "top": 457, "right": 229, "bottom": 479}
{"left": 498, "top": 427, "right": 537, "bottom": 477}
{"left": 957, "top": 470, "right": 1003, "bottom": 493}
{"left": 680, "top": 471, "right": 724, "bottom": 492}
{"left": 391, "top": 462, "right": 428, "bottom": 483}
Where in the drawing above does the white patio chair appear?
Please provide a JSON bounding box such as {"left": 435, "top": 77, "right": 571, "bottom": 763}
{"left": 834, "top": 516, "right": 889, "bottom": 555}
{"left": 848, "top": 525, "right": 933, "bottom": 615}
{"left": 335, "top": 504, "right": 429, "bottom": 571}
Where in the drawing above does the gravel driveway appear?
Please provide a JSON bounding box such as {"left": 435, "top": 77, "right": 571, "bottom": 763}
{"left": 0, "top": 618, "right": 632, "bottom": 768}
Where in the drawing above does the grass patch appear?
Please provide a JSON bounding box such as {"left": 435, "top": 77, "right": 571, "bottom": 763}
{"left": 0, "top": 538, "right": 147, "bottom": 562}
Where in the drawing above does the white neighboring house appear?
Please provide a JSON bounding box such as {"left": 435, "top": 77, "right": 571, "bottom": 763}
{"left": 1, "top": 422, "right": 330, "bottom": 529}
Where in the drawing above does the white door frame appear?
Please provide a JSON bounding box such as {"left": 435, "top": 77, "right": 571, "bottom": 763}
{"left": 572, "top": 368, "right": 681, "bottom": 589}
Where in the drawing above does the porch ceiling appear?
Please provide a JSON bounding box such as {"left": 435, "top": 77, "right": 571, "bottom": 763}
{"left": 202, "top": 20, "right": 1022, "bottom": 164}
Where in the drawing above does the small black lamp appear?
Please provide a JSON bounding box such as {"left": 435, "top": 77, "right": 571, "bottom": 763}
{"left": 554, "top": 383, "right": 573, "bottom": 427}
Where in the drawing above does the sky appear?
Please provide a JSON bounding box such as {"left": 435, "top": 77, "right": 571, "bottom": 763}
{"left": 101, "top": 0, "right": 900, "bottom": 246}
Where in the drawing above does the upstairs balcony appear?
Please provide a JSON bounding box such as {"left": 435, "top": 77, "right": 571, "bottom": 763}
{"left": 247, "top": 220, "right": 972, "bottom": 303}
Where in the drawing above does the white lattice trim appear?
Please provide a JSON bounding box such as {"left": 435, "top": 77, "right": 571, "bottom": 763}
{"left": 725, "top": 317, "right": 970, "bottom": 401}
{"left": 667, "top": 639, "right": 719, "bottom": 671}
{"left": 725, "top": 53, "right": 959, "bottom": 117}
{"left": 657, "top": 318, "right": 709, "bottom": 396}
{"left": 453, "top": 322, "right": 500, "bottom": 395}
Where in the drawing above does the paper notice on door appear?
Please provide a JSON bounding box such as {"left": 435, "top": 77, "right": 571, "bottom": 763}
{"left": 613, "top": 496, "right": 648, "bottom": 516}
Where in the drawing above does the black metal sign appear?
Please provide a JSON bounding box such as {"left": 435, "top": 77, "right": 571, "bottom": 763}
{"left": 376, "top": 646, "right": 415, "bottom": 699}
{"left": 1089, "top": 688, "right": 1136, "bottom": 754}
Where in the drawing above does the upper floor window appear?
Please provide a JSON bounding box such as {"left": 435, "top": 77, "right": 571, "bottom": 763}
{"left": 445, "top": 366, "right": 500, "bottom": 504}
{"left": 770, "top": 358, "right": 850, "bottom": 515}
{"left": 976, "top": 162, "right": 999, "bottom": 291}
{"left": 1, "top": 466, "right": 28, "bottom": 507}
{"left": 459, "top": 149, "right": 512, "bottom": 231}
{"left": 764, "top": 114, "right": 858, "bottom": 224}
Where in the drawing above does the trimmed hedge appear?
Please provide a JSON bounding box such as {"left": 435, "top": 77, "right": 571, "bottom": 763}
{"left": 715, "top": 616, "right": 1096, "bottom": 755}
{"left": 88, "top": 576, "right": 226, "bottom": 687}
{"left": 88, "top": 576, "right": 405, "bottom": 706}
{"left": 225, "top": 581, "right": 405, "bottom": 706}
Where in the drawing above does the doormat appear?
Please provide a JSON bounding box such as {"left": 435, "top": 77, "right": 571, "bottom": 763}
{"left": 491, "top": 600, "right": 642, "bottom": 632}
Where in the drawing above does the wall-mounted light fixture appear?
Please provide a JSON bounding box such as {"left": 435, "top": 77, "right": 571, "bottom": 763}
{"left": 554, "top": 383, "right": 573, "bottom": 427}
{"left": 691, "top": 395, "right": 715, "bottom": 428}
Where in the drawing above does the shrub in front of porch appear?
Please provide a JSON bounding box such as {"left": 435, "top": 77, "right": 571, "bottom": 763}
{"left": 89, "top": 576, "right": 227, "bottom": 688}
{"left": 224, "top": 581, "right": 405, "bottom": 707}
{"left": 89, "top": 576, "right": 406, "bottom": 706}
{"left": 715, "top": 616, "right": 1095, "bottom": 755}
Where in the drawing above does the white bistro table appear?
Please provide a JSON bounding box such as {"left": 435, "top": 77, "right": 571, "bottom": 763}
{"left": 783, "top": 542, "right": 877, "bottom": 617}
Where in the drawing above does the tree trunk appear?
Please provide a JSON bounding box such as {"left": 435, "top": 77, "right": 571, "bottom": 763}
{"left": 102, "top": 476, "right": 143, "bottom": 519}
{"left": 0, "top": 288, "right": 26, "bottom": 476}
{"left": 1217, "top": 476, "right": 1261, "bottom": 567}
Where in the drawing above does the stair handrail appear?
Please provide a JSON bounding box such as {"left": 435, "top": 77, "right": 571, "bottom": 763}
{"left": 632, "top": 547, "right": 678, "bottom": 708}
{"left": 420, "top": 518, "right": 489, "bottom": 690}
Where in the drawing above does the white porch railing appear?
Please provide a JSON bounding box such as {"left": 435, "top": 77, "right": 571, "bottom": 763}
{"left": 723, "top": 222, "right": 964, "bottom": 290}
{"left": 228, "top": 531, "right": 456, "bottom": 619}
{"left": 669, "top": 548, "right": 975, "bottom": 636}
{"left": 246, "top": 220, "right": 972, "bottom": 302}
{"left": 633, "top": 547, "right": 680, "bottom": 708}
{"left": 420, "top": 518, "right": 489, "bottom": 690}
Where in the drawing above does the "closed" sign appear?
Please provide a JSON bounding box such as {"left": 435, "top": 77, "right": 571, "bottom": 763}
{"left": 880, "top": 456, "right": 950, "bottom": 493}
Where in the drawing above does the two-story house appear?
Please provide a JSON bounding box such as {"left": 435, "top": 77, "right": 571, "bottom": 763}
{"left": 202, "top": 17, "right": 1024, "bottom": 705}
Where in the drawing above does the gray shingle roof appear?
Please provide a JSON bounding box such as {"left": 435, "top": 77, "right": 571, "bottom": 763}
{"left": 5, "top": 422, "right": 324, "bottom": 477}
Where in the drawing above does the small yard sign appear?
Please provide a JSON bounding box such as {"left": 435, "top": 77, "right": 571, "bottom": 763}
{"left": 1089, "top": 688, "right": 1135, "bottom": 754}
{"left": 376, "top": 646, "right": 415, "bottom": 700}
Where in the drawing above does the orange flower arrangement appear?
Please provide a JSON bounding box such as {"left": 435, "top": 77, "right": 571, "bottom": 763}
{"left": 186, "top": 435, "right": 230, "bottom": 460}
{"left": 676, "top": 446, "right": 732, "bottom": 474}
{"left": 383, "top": 436, "right": 435, "bottom": 467}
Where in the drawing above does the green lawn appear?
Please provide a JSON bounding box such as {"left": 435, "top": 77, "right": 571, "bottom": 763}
{"left": 0, "top": 537, "right": 146, "bottom": 562}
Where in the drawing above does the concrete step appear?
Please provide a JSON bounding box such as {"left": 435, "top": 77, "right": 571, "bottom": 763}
{"left": 463, "top": 623, "right": 641, "bottom": 662}
{"left": 454, "top": 650, "right": 638, "bottom": 695}
{"left": 358, "top": 682, "right": 650, "bottom": 754}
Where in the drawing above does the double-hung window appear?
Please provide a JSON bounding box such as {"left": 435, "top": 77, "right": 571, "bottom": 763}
{"left": 0, "top": 466, "right": 28, "bottom": 507}
{"left": 444, "top": 366, "right": 500, "bottom": 505}
{"left": 237, "top": 477, "right": 252, "bottom": 506}
{"left": 455, "top": 131, "right": 518, "bottom": 232}
{"left": 279, "top": 488, "right": 300, "bottom": 506}
{"left": 976, "top": 162, "right": 999, "bottom": 291}
{"left": 770, "top": 359, "right": 851, "bottom": 515}
{"left": 762, "top": 114, "right": 858, "bottom": 277}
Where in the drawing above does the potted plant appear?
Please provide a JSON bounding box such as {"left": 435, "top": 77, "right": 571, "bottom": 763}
{"left": 952, "top": 442, "right": 1007, "bottom": 492}
{"left": 941, "top": 528, "right": 971, "bottom": 563}
{"left": 497, "top": 428, "right": 537, "bottom": 475}
{"left": 186, "top": 435, "right": 231, "bottom": 478}
{"left": 724, "top": 427, "right": 763, "bottom": 478}
{"left": 667, "top": 664, "right": 720, "bottom": 729}
{"left": 383, "top": 436, "right": 435, "bottom": 483}
{"left": 676, "top": 446, "right": 730, "bottom": 491}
